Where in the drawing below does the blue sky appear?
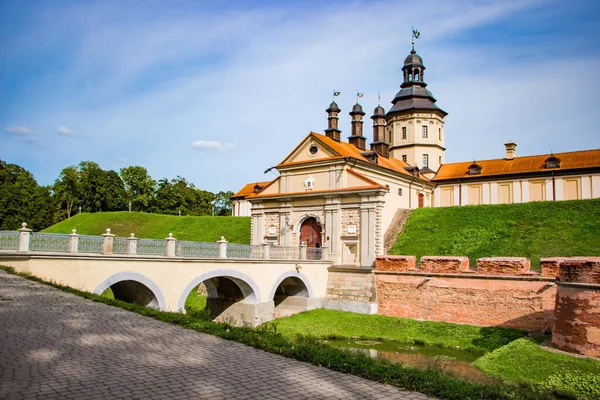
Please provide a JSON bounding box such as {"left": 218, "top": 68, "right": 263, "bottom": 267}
{"left": 1, "top": 0, "right": 599, "bottom": 192}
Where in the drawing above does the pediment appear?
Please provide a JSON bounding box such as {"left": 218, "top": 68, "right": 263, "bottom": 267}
{"left": 279, "top": 134, "right": 340, "bottom": 165}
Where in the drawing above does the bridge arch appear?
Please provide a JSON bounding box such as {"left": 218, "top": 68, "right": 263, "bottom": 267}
{"left": 93, "top": 271, "right": 167, "bottom": 311}
{"left": 269, "top": 271, "right": 314, "bottom": 300}
{"left": 177, "top": 269, "right": 262, "bottom": 313}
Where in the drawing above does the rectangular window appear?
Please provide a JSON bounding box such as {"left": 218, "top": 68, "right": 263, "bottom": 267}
{"left": 498, "top": 183, "right": 512, "bottom": 204}
{"left": 402, "top": 155, "right": 407, "bottom": 162}
{"left": 423, "top": 154, "right": 429, "bottom": 168}
{"left": 468, "top": 185, "right": 483, "bottom": 205}
{"left": 563, "top": 178, "right": 580, "bottom": 200}
{"left": 422, "top": 126, "right": 428, "bottom": 138}
{"left": 529, "top": 180, "right": 546, "bottom": 202}
{"left": 439, "top": 128, "right": 442, "bottom": 141}
{"left": 402, "top": 127, "right": 407, "bottom": 139}
{"left": 440, "top": 187, "right": 453, "bottom": 207}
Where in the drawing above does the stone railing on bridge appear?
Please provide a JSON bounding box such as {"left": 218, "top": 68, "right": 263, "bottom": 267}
{"left": 0, "top": 223, "right": 327, "bottom": 261}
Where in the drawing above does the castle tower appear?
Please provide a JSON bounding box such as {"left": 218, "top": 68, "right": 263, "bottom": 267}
{"left": 387, "top": 47, "right": 447, "bottom": 171}
{"left": 348, "top": 103, "right": 366, "bottom": 150}
{"left": 370, "top": 105, "right": 389, "bottom": 158}
{"left": 325, "top": 101, "right": 341, "bottom": 142}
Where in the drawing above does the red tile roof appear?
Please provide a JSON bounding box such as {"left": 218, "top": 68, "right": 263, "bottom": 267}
{"left": 232, "top": 181, "right": 273, "bottom": 199}
{"left": 434, "top": 149, "right": 600, "bottom": 181}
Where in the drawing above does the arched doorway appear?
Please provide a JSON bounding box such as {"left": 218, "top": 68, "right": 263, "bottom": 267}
{"left": 418, "top": 193, "right": 424, "bottom": 208}
{"left": 300, "top": 217, "right": 322, "bottom": 258}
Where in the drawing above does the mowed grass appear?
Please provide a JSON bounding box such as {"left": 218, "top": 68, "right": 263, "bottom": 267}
{"left": 271, "top": 309, "right": 526, "bottom": 353}
{"left": 43, "top": 211, "right": 251, "bottom": 243}
{"left": 474, "top": 338, "right": 600, "bottom": 400}
{"left": 390, "top": 198, "right": 600, "bottom": 268}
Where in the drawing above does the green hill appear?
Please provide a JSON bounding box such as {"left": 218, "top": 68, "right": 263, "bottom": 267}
{"left": 43, "top": 212, "right": 251, "bottom": 243}
{"left": 390, "top": 199, "right": 600, "bottom": 268}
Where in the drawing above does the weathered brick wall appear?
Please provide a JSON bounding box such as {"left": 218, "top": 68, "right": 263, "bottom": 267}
{"left": 375, "top": 255, "right": 557, "bottom": 331}
{"left": 552, "top": 258, "right": 600, "bottom": 357}
{"left": 326, "top": 267, "right": 376, "bottom": 303}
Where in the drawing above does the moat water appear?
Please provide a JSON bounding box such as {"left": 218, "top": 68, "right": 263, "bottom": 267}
{"left": 325, "top": 339, "right": 499, "bottom": 385}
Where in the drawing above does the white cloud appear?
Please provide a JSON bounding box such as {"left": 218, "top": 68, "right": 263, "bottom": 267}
{"left": 3, "top": 126, "right": 39, "bottom": 141}
{"left": 56, "top": 126, "right": 79, "bottom": 136}
{"left": 191, "top": 140, "right": 234, "bottom": 153}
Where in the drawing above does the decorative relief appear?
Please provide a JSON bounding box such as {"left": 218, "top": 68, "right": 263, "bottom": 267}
{"left": 303, "top": 175, "right": 315, "bottom": 191}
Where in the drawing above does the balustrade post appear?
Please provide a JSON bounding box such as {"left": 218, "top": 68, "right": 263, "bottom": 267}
{"left": 165, "top": 233, "right": 177, "bottom": 257}
{"left": 263, "top": 243, "right": 271, "bottom": 260}
{"left": 299, "top": 242, "right": 307, "bottom": 260}
{"left": 68, "top": 229, "right": 79, "bottom": 253}
{"left": 102, "top": 228, "right": 115, "bottom": 255}
{"left": 18, "top": 222, "right": 31, "bottom": 252}
{"left": 321, "top": 245, "right": 330, "bottom": 261}
{"left": 218, "top": 236, "right": 228, "bottom": 258}
{"left": 127, "top": 233, "right": 138, "bottom": 255}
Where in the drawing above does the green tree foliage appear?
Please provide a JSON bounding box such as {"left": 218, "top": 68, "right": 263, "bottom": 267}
{"left": 53, "top": 165, "right": 80, "bottom": 219}
{"left": 151, "top": 176, "right": 215, "bottom": 216}
{"left": 214, "top": 190, "right": 234, "bottom": 216}
{"left": 77, "top": 161, "right": 126, "bottom": 213}
{"left": 0, "top": 160, "right": 54, "bottom": 230}
{"left": 119, "top": 166, "right": 156, "bottom": 212}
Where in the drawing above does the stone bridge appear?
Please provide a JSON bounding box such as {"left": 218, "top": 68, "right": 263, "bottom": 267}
{"left": 0, "top": 226, "right": 332, "bottom": 326}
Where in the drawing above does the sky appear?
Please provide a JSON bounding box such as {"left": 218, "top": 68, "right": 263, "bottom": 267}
{"left": 1, "top": 0, "right": 600, "bottom": 193}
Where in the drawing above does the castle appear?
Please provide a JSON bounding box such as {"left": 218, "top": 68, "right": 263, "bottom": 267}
{"left": 233, "top": 44, "right": 600, "bottom": 268}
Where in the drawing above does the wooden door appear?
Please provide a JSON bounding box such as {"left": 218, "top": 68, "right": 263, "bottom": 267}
{"left": 300, "top": 217, "right": 322, "bottom": 248}
{"left": 418, "top": 193, "right": 424, "bottom": 208}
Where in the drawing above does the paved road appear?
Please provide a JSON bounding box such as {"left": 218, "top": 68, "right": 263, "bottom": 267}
{"left": 0, "top": 271, "right": 436, "bottom": 400}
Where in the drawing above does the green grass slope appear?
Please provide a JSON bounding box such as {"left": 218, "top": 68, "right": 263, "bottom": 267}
{"left": 389, "top": 199, "right": 600, "bottom": 268}
{"left": 43, "top": 212, "right": 251, "bottom": 243}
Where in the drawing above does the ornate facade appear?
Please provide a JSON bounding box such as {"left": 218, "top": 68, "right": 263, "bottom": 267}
{"left": 233, "top": 45, "right": 600, "bottom": 267}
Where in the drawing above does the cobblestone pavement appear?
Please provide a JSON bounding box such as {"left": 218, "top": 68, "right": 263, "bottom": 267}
{"left": 0, "top": 271, "right": 437, "bottom": 400}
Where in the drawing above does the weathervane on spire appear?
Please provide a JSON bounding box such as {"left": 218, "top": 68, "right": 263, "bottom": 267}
{"left": 356, "top": 91, "right": 364, "bottom": 103}
{"left": 412, "top": 27, "right": 420, "bottom": 52}
{"left": 332, "top": 90, "right": 341, "bottom": 101}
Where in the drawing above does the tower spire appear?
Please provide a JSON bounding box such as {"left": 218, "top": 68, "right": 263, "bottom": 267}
{"left": 411, "top": 27, "right": 420, "bottom": 53}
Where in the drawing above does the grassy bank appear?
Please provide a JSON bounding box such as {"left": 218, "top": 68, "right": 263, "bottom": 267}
{"left": 474, "top": 338, "right": 600, "bottom": 400}
{"left": 1, "top": 265, "right": 552, "bottom": 400}
{"left": 42, "top": 212, "right": 251, "bottom": 243}
{"left": 272, "top": 309, "right": 526, "bottom": 353}
{"left": 390, "top": 199, "right": 600, "bottom": 267}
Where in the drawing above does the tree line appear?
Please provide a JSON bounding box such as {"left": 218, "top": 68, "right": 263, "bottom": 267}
{"left": 0, "top": 159, "right": 234, "bottom": 231}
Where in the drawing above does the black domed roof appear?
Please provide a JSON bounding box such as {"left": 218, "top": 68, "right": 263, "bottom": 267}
{"left": 326, "top": 101, "right": 340, "bottom": 113}
{"left": 350, "top": 102, "right": 365, "bottom": 115}
{"left": 404, "top": 50, "right": 423, "bottom": 66}
{"left": 372, "top": 105, "right": 385, "bottom": 116}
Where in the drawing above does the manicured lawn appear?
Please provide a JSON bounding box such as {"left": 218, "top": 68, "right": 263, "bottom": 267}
{"left": 42, "top": 211, "right": 251, "bottom": 243}
{"left": 271, "top": 309, "right": 527, "bottom": 353}
{"left": 474, "top": 338, "right": 600, "bottom": 400}
{"left": 389, "top": 199, "right": 600, "bottom": 268}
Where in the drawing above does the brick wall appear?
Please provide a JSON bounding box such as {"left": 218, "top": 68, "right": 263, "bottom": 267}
{"left": 326, "top": 267, "right": 376, "bottom": 303}
{"left": 374, "top": 256, "right": 557, "bottom": 331}
{"left": 552, "top": 258, "right": 600, "bottom": 357}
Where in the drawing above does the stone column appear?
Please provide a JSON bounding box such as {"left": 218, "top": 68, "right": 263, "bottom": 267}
{"left": 68, "top": 229, "right": 79, "bottom": 253}
{"left": 299, "top": 242, "right": 307, "bottom": 260}
{"left": 18, "top": 222, "right": 31, "bottom": 252}
{"left": 263, "top": 243, "right": 271, "bottom": 260}
{"left": 102, "top": 228, "right": 115, "bottom": 255}
{"left": 127, "top": 234, "right": 138, "bottom": 255}
{"left": 218, "top": 236, "right": 228, "bottom": 258}
{"left": 165, "top": 233, "right": 177, "bottom": 257}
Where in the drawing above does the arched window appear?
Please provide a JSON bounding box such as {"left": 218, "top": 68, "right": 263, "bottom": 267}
{"left": 414, "top": 70, "right": 420, "bottom": 81}
{"left": 398, "top": 188, "right": 403, "bottom": 196}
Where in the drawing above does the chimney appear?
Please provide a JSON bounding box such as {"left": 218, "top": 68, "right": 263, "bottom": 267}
{"left": 348, "top": 103, "right": 366, "bottom": 150}
{"left": 504, "top": 141, "right": 517, "bottom": 160}
{"left": 370, "top": 105, "right": 389, "bottom": 158}
{"left": 325, "top": 101, "right": 341, "bottom": 142}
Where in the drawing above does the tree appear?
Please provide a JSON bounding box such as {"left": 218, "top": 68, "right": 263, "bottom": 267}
{"left": 214, "top": 191, "right": 234, "bottom": 216}
{"left": 53, "top": 165, "right": 80, "bottom": 219}
{"left": 119, "top": 166, "right": 156, "bottom": 212}
{"left": 0, "top": 160, "right": 54, "bottom": 230}
{"left": 150, "top": 176, "right": 215, "bottom": 216}
{"left": 77, "top": 161, "right": 127, "bottom": 212}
